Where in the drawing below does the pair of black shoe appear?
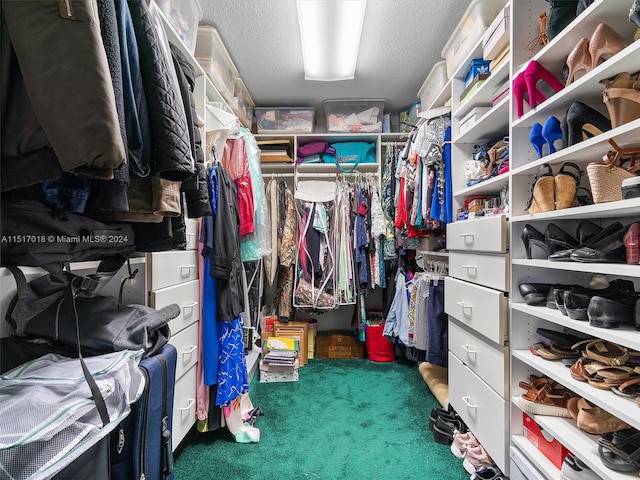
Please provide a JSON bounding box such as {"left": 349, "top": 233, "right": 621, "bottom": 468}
{"left": 428, "top": 407, "right": 467, "bottom": 445}
{"left": 521, "top": 220, "right": 630, "bottom": 263}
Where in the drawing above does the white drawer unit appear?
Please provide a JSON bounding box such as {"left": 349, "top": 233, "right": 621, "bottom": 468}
{"left": 446, "top": 215, "right": 508, "bottom": 253}
{"left": 445, "top": 276, "right": 508, "bottom": 345}
{"left": 147, "top": 251, "right": 199, "bottom": 290}
{"left": 172, "top": 364, "right": 197, "bottom": 450}
{"left": 150, "top": 279, "right": 200, "bottom": 335}
{"left": 185, "top": 219, "right": 198, "bottom": 250}
{"left": 170, "top": 321, "right": 199, "bottom": 381}
{"left": 449, "top": 252, "right": 510, "bottom": 292}
{"left": 449, "top": 320, "right": 508, "bottom": 396}
{"left": 449, "top": 352, "right": 508, "bottom": 474}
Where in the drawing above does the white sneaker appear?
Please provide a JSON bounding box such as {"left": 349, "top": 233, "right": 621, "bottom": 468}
{"left": 463, "top": 444, "right": 493, "bottom": 474}
{"left": 451, "top": 430, "right": 479, "bottom": 458}
{"left": 561, "top": 454, "right": 599, "bottom": 480}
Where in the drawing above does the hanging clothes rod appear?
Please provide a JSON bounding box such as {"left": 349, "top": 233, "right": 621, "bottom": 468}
{"left": 380, "top": 141, "right": 405, "bottom": 146}
{"left": 262, "top": 172, "right": 365, "bottom": 178}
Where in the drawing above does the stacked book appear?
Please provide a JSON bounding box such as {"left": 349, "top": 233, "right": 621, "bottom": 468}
{"left": 259, "top": 337, "right": 300, "bottom": 383}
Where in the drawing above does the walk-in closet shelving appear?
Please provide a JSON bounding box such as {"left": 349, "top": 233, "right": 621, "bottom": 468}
{"left": 508, "top": 0, "right": 640, "bottom": 477}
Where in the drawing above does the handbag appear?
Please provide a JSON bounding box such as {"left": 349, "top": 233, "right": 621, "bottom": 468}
{"left": 6, "top": 266, "right": 178, "bottom": 357}
{"left": 321, "top": 142, "right": 376, "bottom": 172}
{"left": 586, "top": 139, "right": 639, "bottom": 204}
{"left": 297, "top": 141, "right": 335, "bottom": 157}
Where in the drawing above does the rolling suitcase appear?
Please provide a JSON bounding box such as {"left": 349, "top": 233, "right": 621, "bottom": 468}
{"left": 110, "top": 343, "right": 177, "bottom": 480}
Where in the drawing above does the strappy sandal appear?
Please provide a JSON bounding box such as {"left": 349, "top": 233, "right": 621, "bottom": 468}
{"left": 554, "top": 162, "right": 582, "bottom": 210}
{"left": 530, "top": 342, "right": 577, "bottom": 361}
{"left": 612, "top": 377, "right": 640, "bottom": 398}
{"left": 581, "top": 339, "right": 629, "bottom": 367}
{"left": 526, "top": 163, "right": 555, "bottom": 214}
{"left": 598, "top": 429, "right": 640, "bottom": 472}
{"left": 570, "top": 357, "right": 598, "bottom": 382}
{"left": 519, "top": 384, "right": 574, "bottom": 418}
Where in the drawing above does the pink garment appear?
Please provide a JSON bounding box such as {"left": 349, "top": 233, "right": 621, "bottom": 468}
{"left": 221, "top": 137, "right": 248, "bottom": 180}
{"left": 236, "top": 174, "right": 256, "bottom": 236}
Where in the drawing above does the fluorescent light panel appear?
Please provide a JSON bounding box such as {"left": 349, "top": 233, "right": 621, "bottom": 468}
{"left": 296, "top": 0, "right": 367, "bottom": 81}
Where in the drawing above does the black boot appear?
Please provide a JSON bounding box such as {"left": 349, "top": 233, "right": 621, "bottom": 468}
{"left": 546, "top": 0, "right": 579, "bottom": 41}
{"left": 576, "top": 0, "right": 594, "bottom": 16}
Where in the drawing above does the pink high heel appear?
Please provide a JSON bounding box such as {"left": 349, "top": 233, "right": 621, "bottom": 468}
{"left": 514, "top": 66, "right": 552, "bottom": 118}
{"left": 524, "top": 60, "right": 565, "bottom": 110}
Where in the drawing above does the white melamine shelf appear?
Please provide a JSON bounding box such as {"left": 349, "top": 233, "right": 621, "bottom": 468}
{"left": 512, "top": 349, "right": 640, "bottom": 430}
{"left": 512, "top": 303, "right": 640, "bottom": 352}
{"left": 511, "top": 436, "right": 561, "bottom": 480}
{"left": 260, "top": 162, "right": 378, "bottom": 174}
{"left": 454, "top": 172, "right": 509, "bottom": 198}
{"left": 511, "top": 258, "right": 640, "bottom": 277}
{"left": 510, "top": 198, "right": 640, "bottom": 222}
{"left": 512, "top": 41, "right": 640, "bottom": 128}
{"left": 455, "top": 95, "right": 510, "bottom": 144}
{"left": 511, "top": 398, "right": 638, "bottom": 480}
{"left": 417, "top": 250, "right": 449, "bottom": 258}
{"left": 425, "top": 77, "right": 453, "bottom": 112}
{"left": 510, "top": 118, "right": 640, "bottom": 175}
{"left": 454, "top": 59, "right": 511, "bottom": 120}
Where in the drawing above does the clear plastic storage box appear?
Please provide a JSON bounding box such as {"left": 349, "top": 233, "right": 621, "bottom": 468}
{"left": 232, "top": 78, "right": 254, "bottom": 129}
{"left": 195, "top": 26, "right": 239, "bottom": 104}
{"left": 154, "top": 0, "right": 203, "bottom": 55}
{"left": 418, "top": 60, "right": 448, "bottom": 111}
{"left": 441, "top": 0, "right": 504, "bottom": 78}
{"left": 255, "top": 107, "right": 315, "bottom": 134}
{"left": 324, "top": 99, "right": 385, "bottom": 133}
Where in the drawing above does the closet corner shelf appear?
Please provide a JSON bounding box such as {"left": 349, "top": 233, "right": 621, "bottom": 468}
{"left": 453, "top": 172, "right": 509, "bottom": 198}
{"left": 423, "top": 78, "right": 453, "bottom": 113}
{"left": 416, "top": 250, "right": 449, "bottom": 258}
{"left": 510, "top": 198, "right": 640, "bottom": 222}
{"left": 512, "top": 349, "right": 640, "bottom": 431}
{"left": 511, "top": 303, "right": 640, "bottom": 352}
{"left": 511, "top": 258, "right": 640, "bottom": 277}
{"left": 510, "top": 398, "right": 633, "bottom": 480}
{"left": 454, "top": 95, "right": 510, "bottom": 144}
{"left": 418, "top": 105, "right": 452, "bottom": 121}
{"left": 511, "top": 436, "right": 561, "bottom": 480}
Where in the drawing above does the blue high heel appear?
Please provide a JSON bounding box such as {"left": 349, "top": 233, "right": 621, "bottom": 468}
{"left": 542, "top": 115, "right": 563, "bottom": 155}
{"left": 529, "top": 123, "right": 545, "bottom": 158}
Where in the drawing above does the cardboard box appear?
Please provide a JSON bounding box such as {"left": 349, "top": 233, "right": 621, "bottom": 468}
{"left": 459, "top": 106, "right": 492, "bottom": 135}
{"left": 464, "top": 59, "right": 491, "bottom": 88}
{"left": 522, "top": 413, "right": 570, "bottom": 469}
{"left": 259, "top": 360, "right": 299, "bottom": 383}
{"left": 483, "top": 4, "right": 510, "bottom": 61}
{"left": 460, "top": 75, "right": 490, "bottom": 103}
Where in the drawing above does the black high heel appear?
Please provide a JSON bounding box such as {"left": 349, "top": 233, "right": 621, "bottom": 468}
{"left": 571, "top": 223, "right": 629, "bottom": 263}
{"left": 544, "top": 223, "right": 578, "bottom": 255}
{"left": 549, "top": 221, "right": 623, "bottom": 261}
{"left": 576, "top": 219, "right": 603, "bottom": 245}
{"left": 562, "top": 102, "right": 612, "bottom": 147}
{"left": 546, "top": 0, "right": 579, "bottom": 42}
{"left": 521, "top": 224, "right": 548, "bottom": 259}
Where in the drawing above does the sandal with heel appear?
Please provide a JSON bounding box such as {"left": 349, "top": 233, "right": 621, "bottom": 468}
{"left": 526, "top": 163, "right": 555, "bottom": 213}
{"left": 554, "top": 162, "right": 582, "bottom": 210}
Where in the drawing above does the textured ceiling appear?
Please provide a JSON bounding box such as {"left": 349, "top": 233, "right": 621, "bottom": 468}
{"left": 198, "top": 0, "right": 472, "bottom": 119}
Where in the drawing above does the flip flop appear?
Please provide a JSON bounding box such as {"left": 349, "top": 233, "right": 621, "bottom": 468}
{"left": 611, "top": 377, "right": 640, "bottom": 398}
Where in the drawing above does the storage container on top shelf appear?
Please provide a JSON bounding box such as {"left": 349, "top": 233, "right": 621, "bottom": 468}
{"left": 441, "top": 0, "right": 506, "bottom": 78}
{"left": 324, "top": 99, "right": 385, "bottom": 133}
{"left": 255, "top": 107, "right": 315, "bottom": 134}
{"left": 232, "top": 78, "right": 254, "bottom": 129}
{"left": 155, "top": 0, "right": 202, "bottom": 55}
{"left": 195, "top": 26, "right": 239, "bottom": 104}
{"left": 418, "top": 60, "right": 449, "bottom": 111}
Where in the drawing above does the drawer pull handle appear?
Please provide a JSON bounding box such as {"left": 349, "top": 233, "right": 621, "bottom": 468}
{"left": 180, "top": 265, "right": 196, "bottom": 275}
{"left": 457, "top": 302, "right": 472, "bottom": 310}
{"left": 461, "top": 264, "right": 477, "bottom": 271}
{"left": 179, "top": 399, "right": 195, "bottom": 412}
{"left": 462, "top": 396, "right": 478, "bottom": 409}
{"left": 182, "top": 301, "right": 198, "bottom": 309}
{"left": 185, "top": 233, "right": 196, "bottom": 237}
{"left": 462, "top": 345, "right": 478, "bottom": 354}
{"left": 458, "top": 233, "right": 474, "bottom": 243}
{"left": 182, "top": 345, "right": 197, "bottom": 355}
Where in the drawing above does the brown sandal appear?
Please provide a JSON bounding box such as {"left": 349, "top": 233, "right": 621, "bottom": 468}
{"left": 582, "top": 339, "right": 629, "bottom": 367}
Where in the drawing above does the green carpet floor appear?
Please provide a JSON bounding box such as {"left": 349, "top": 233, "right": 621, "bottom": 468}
{"left": 174, "top": 359, "right": 470, "bottom": 480}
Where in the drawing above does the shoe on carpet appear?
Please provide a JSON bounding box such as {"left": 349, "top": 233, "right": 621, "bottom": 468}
{"left": 470, "top": 465, "right": 507, "bottom": 480}
{"left": 450, "top": 430, "right": 479, "bottom": 458}
{"left": 463, "top": 444, "right": 493, "bottom": 474}
{"left": 561, "top": 453, "right": 600, "bottom": 480}
{"left": 433, "top": 414, "right": 467, "bottom": 445}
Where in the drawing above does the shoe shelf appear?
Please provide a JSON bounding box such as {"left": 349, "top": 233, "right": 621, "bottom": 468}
{"left": 453, "top": 171, "right": 509, "bottom": 199}
{"left": 509, "top": 197, "right": 640, "bottom": 223}
{"left": 510, "top": 118, "right": 640, "bottom": 175}
{"left": 511, "top": 436, "right": 562, "bottom": 480}
{"left": 512, "top": 349, "right": 640, "bottom": 431}
{"left": 511, "top": 258, "right": 640, "bottom": 277}
{"left": 512, "top": 40, "right": 640, "bottom": 128}
{"left": 512, "top": 303, "right": 640, "bottom": 353}
{"left": 455, "top": 95, "right": 510, "bottom": 144}
{"left": 453, "top": 59, "right": 511, "bottom": 120}
{"left": 510, "top": 398, "right": 639, "bottom": 480}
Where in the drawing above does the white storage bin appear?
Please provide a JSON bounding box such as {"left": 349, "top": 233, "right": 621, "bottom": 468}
{"left": 418, "top": 61, "right": 448, "bottom": 111}
{"left": 195, "top": 26, "right": 239, "bottom": 104}
{"left": 483, "top": 4, "right": 510, "bottom": 61}
{"left": 232, "top": 78, "right": 254, "bottom": 129}
{"left": 324, "top": 99, "right": 385, "bottom": 133}
{"left": 441, "top": 0, "right": 505, "bottom": 78}
{"left": 155, "top": 0, "right": 202, "bottom": 55}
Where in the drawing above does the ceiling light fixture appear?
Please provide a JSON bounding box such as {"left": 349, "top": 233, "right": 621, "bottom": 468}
{"left": 296, "top": 0, "right": 367, "bottom": 81}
